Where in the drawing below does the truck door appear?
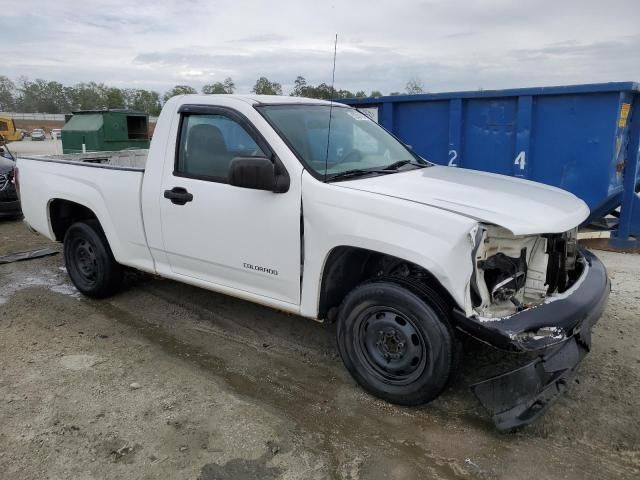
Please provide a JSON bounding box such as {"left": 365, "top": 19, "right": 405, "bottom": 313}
{"left": 159, "top": 106, "right": 300, "bottom": 306}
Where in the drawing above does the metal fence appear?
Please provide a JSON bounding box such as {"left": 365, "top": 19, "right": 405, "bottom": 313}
{"left": 0, "top": 112, "right": 67, "bottom": 121}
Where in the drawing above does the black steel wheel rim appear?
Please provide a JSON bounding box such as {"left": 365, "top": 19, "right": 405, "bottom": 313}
{"left": 72, "top": 237, "right": 98, "bottom": 285}
{"left": 353, "top": 306, "right": 428, "bottom": 385}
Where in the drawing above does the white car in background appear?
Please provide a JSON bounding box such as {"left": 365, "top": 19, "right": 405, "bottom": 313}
{"left": 30, "top": 129, "right": 46, "bottom": 141}
{"left": 51, "top": 129, "right": 62, "bottom": 140}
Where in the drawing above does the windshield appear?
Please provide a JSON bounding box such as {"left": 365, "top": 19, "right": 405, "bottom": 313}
{"left": 258, "top": 105, "right": 426, "bottom": 179}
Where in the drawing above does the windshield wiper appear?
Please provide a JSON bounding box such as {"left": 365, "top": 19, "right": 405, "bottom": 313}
{"left": 326, "top": 168, "right": 394, "bottom": 182}
{"left": 383, "top": 159, "right": 428, "bottom": 170}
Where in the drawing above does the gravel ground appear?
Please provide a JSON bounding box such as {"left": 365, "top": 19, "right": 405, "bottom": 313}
{"left": 0, "top": 218, "right": 638, "bottom": 479}
{"left": 6, "top": 139, "right": 62, "bottom": 157}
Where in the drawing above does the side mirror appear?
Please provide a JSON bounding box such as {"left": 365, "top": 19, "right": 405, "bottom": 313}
{"left": 228, "top": 157, "right": 289, "bottom": 193}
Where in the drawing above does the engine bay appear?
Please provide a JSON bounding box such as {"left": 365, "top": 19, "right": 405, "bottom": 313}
{"left": 471, "top": 225, "right": 582, "bottom": 319}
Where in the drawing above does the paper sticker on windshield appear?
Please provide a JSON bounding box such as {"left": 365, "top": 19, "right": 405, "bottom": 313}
{"left": 357, "top": 107, "right": 379, "bottom": 123}
{"left": 346, "top": 110, "right": 369, "bottom": 121}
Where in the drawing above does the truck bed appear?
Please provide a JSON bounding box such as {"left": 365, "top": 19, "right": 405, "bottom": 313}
{"left": 19, "top": 149, "right": 148, "bottom": 171}
{"left": 17, "top": 148, "right": 155, "bottom": 274}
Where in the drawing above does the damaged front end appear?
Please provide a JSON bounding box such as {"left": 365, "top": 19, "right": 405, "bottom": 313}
{"left": 466, "top": 225, "right": 589, "bottom": 350}
{"left": 454, "top": 224, "right": 610, "bottom": 431}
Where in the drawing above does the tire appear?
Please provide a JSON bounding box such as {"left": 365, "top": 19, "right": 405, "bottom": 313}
{"left": 337, "top": 281, "right": 453, "bottom": 405}
{"left": 378, "top": 275, "right": 463, "bottom": 384}
{"left": 63, "top": 220, "right": 123, "bottom": 298}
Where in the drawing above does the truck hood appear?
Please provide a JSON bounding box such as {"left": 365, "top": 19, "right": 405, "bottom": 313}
{"left": 338, "top": 166, "right": 590, "bottom": 235}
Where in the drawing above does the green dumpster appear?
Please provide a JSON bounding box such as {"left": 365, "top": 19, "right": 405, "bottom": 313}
{"left": 61, "top": 110, "right": 150, "bottom": 154}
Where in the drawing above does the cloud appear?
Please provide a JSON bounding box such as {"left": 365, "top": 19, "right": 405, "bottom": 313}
{"left": 1, "top": 0, "right": 639, "bottom": 95}
{"left": 232, "top": 33, "right": 289, "bottom": 44}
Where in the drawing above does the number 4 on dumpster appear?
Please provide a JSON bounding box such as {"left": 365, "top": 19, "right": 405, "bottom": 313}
{"left": 514, "top": 151, "right": 526, "bottom": 174}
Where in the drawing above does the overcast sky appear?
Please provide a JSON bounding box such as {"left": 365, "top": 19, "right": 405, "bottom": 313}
{"left": 2, "top": 0, "right": 639, "bottom": 95}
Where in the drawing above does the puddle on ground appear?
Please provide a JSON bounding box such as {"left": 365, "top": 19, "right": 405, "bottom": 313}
{"left": 198, "top": 454, "right": 282, "bottom": 480}
{"left": 0, "top": 268, "right": 80, "bottom": 304}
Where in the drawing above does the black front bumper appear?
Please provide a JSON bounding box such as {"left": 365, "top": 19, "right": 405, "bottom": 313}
{"left": 453, "top": 249, "right": 610, "bottom": 431}
{"left": 0, "top": 169, "right": 20, "bottom": 217}
{"left": 0, "top": 199, "right": 21, "bottom": 217}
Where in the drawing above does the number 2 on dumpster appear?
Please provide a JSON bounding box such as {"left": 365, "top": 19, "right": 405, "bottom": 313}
{"left": 448, "top": 149, "right": 458, "bottom": 167}
{"left": 514, "top": 151, "right": 526, "bottom": 171}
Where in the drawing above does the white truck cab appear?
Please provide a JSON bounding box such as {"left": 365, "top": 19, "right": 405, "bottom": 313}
{"left": 17, "top": 95, "right": 609, "bottom": 430}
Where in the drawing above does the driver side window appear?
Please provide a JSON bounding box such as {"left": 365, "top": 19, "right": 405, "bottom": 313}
{"left": 176, "top": 114, "right": 265, "bottom": 181}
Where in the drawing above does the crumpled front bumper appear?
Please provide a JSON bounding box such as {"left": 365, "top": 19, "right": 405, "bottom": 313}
{"left": 452, "top": 248, "right": 610, "bottom": 431}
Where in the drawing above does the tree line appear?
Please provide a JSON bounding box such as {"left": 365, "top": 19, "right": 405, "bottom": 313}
{"left": 0, "top": 75, "right": 425, "bottom": 115}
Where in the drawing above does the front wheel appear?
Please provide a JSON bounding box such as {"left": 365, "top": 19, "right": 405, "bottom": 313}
{"left": 63, "top": 220, "right": 123, "bottom": 298}
{"left": 337, "top": 281, "right": 453, "bottom": 405}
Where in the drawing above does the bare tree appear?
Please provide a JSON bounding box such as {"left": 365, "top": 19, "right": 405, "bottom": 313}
{"left": 405, "top": 77, "right": 424, "bottom": 95}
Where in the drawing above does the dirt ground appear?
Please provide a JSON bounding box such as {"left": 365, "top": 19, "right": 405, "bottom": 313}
{"left": 0, "top": 218, "right": 638, "bottom": 480}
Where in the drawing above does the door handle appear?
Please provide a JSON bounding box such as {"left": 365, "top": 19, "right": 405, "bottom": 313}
{"left": 164, "top": 187, "right": 193, "bottom": 205}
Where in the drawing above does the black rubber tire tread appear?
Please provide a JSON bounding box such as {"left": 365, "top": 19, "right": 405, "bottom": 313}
{"left": 337, "top": 280, "right": 453, "bottom": 406}
{"left": 63, "top": 219, "right": 123, "bottom": 298}
{"left": 374, "top": 275, "right": 464, "bottom": 382}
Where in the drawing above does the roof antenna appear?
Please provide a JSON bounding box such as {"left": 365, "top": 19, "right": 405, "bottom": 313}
{"left": 324, "top": 33, "right": 338, "bottom": 182}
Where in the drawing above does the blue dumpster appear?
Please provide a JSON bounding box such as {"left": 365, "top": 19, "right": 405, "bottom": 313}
{"left": 339, "top": 82, "right": 640, "bottom": 247}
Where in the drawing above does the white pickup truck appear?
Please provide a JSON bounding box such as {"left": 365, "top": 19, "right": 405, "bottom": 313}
{"left": 17, "top": 95, "right": 609, "bottom": 430}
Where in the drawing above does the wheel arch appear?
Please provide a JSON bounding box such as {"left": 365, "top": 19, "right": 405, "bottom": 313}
{"left": 317, "top": 245, "right": 459, "bottom": 321}
{"left": 48, "top": 198, "right": 100, "bottom": 242}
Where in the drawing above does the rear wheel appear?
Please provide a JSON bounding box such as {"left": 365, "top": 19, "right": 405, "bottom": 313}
{"left": 63, "top": 220, "right": 123, "bottom": 298}
{"left": 337, "top": 281, "right": 453, "bottom": 405}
